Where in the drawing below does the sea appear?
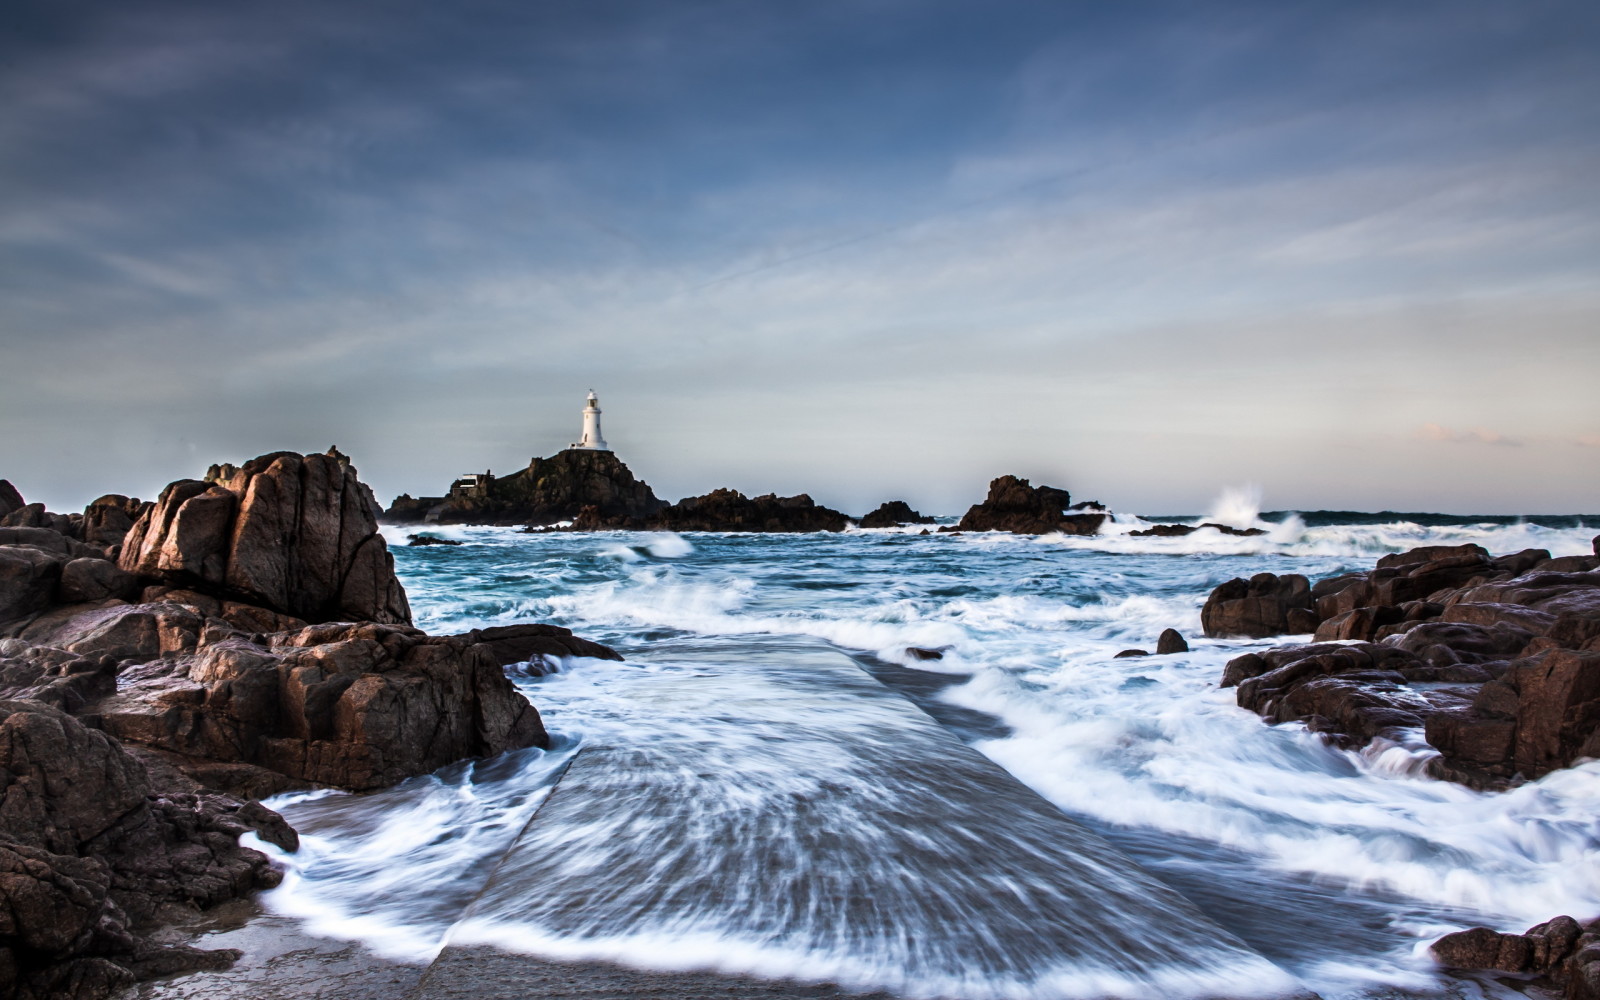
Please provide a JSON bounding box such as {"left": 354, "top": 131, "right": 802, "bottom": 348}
{"left": 245, "top": 494, "right": 1600, "bottom": 1000}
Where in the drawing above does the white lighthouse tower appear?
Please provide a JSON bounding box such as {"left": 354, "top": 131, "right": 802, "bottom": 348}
{"left": 570, "top": 390, "right": 611, "bottom": 451}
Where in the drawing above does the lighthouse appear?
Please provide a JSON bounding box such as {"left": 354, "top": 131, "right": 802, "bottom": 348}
{"left": 570, "top": 391, "right": 611, "bottom": 452}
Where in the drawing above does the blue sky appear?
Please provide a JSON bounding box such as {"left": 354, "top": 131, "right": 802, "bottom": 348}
{"left": 3, "top": 0, "right": 1597, "bottom": 515}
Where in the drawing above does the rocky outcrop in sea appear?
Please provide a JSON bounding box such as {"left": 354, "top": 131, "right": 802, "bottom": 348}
{"left": 0, "top": 453, "right": 615, "bottom": 998}
{"left": 859, "top": 501, "right": 935, "bottom": 529}
{"left": 940, "top": 475, "right": 1107, "bottom": 535}
{"left": 570, "top": 488, "right": 850, "bottom": 533}
{"left": 1206, "top": 539, "right": 1600, "bottom": 791}
{"left": 386, "top": 448, "right": 667, "bottom": 527}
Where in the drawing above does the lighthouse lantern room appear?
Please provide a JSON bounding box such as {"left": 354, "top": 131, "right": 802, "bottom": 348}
{"left": 571, "top": 391, "right": 611, "bottom": 452}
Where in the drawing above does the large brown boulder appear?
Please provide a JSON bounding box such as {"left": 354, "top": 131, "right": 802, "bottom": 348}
{"left": 95, "top": 620, "right": 549, "bottom": 792}
{"left": 119, "top": 451, "right": 410, "bottom": 625}
{"left": 945, "top": 476, "right": 1106, "bottom": 535}
{"left": 1201, "top": 573, "right": 1315, "bottom": 638}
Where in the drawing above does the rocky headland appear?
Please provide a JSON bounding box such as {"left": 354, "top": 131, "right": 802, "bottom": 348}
{"left": 0, "top": 451, "right": 616, "bottom": 999}
{"left": 1198, "top": 538, "right": 1600, "bottom": 996}
{"left": 385, "top": 449, "right": 666, "bottom": 527}
{"left": 939, "top": 475, "right": 1108, "bottom": 535}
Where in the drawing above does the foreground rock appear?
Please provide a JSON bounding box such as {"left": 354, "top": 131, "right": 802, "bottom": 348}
{"left": 0, "top": 700, "right": 288, "bottom": 999}
{"left": 941, "top": 476, "right": 1106, "bottom": 536}
{"left": 89, "top": 615, "right": 550, "bottom": 795}
{"left": 120, "top": 449, "right": 410, "bottom": 626}
{"left": 386, "top": 449, "right": 667, "bottom": 527}
{"left": 1215, "top": 538, "right": 1600, "bottom": 789}
{"left": 859, "top": 501, "right": 935, "bottom": 529}
{"left": 570, "top": 488, "right": 850, "bottom": 533}
{"left": 1431, "top": 914, "right": 1600, "bottom": 999}
{"left": 0, "top": 453, "right": 621, "bottom": 997}
{"left": 1201, "top": 573, "right": 1317, "bottom": 638}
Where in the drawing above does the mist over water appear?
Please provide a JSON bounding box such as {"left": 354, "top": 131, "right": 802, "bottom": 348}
{"left": 252, "top": 511, "right": 1599, "bottom": 999}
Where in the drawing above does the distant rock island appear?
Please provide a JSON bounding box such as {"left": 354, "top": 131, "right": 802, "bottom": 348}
{"left": 941, "top": 475, "right": 1108, "bottom": 535}
{"left": 383, "top": 393, "right": 935, "bottom": 533}
{"left": 386, "top": 448, "right": 667, "bottom": 527}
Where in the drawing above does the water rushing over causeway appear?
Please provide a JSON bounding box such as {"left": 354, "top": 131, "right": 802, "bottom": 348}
{"left": 253, "top": 513, "right": 1600, "bottom": 1000}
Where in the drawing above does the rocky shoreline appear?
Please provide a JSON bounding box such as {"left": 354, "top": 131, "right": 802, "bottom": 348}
{"left": 0, "top": 451, "right": 618, "bottom": 999}
{"left": 1198, "top": 538, "right": 1600, "bottom": 996}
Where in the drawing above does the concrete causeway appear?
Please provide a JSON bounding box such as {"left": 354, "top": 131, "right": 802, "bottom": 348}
{"left": 408, "top": 639, "right": 1302, "bottom": 1000}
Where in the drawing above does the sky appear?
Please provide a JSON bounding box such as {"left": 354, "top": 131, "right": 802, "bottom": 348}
{"left": 3, "top": 0, "right": 1598, "bottom": 517}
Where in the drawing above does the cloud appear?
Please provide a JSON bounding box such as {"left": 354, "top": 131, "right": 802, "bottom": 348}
{"left": 1576, "top": 434, "right": 1600, "bottom": 448}
{"left": 1419, "top": 423, "right": 1523, "bottom": 447}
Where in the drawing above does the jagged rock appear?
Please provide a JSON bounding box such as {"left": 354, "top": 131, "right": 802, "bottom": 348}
{"left": 388, "top": 449, "right": 668, "bottom": 527}
{"left": 944, "top": 476, "right": 1105, "bottom": 536}
{"left": 860, "top": 501, "right": 935, "bottom": 529}
{"left": 407, "top": 534, "right": 463, "bottom": 546}
{"left": 15, "top": 602, "right": 209, "bottom": 663}
{"left": 1219, "top": 543, "right": 1600, "bottom": 790}
{"left": 56, "top": 558, "right": 137, "bottom": 604}
{"left": 1155, "top": 629, "right": 1188, "bottom": 654}
{"left": 119, "top": 451, "right": 410, "bottom": 625}
{"left": 459, "top": 623, "right": 623, "bottom": 668}
{"left": 95, "top": 621, "right": 550, "bottom": 792}
{"left": 1431, "top": 914, "right": 1600, "bottom": 998}
{"left": 1128, "top": 523, "right": 1267, "bottom": 537}
{"left": 0, "top": 481, "right": 23, "bottom": 520}
{"left": 81, "top": 495, "right": 148, "bottom": 551}
{"left": 1114, "top": 649, "right": 1149, "bottom": 658}
{"left": 0, "top": 700, "right": 282, "bottom": 993}
{"left": 1200, "top": 573, "right": 1314, "bottom": 638}
{"left": 574, "top": 489, "right": 850, "bottom": 533}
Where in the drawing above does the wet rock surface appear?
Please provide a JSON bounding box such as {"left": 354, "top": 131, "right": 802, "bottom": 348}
{"left": 1214, "top": 538, "right": 1600, "bottom": 789}
{"left": 941, "top": 476, "right": 1107, "bottom": 536}
{"left": 1431, "top": 914, "right": 1600, "bottom": 999}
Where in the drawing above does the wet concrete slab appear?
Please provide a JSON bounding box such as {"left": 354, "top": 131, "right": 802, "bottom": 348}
{"left": 120, "top": 899, "right": 424, "bottom": 1000}
{"left": 409, "top": 639, "right": 1301, "bottom": 1000}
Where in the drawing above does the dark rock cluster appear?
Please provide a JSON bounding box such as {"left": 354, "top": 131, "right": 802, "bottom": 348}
{"left": 571, "top": 488, "right": 851, "bottom": 533}
{"left": 0, "top": 454, "right": 617, "bottom": 998}
{"left": 386, "top": 448, "right": 667, "bottom": 527}
{"left": 1201, "top": 573, "right": 1317, "bottom": 639}
{"left": 1432, "top": 914, "right": 1600, "bottom": 999}
{"left": 859, "top": 501, "right": 935, "bottom": 529}
{"left": 940, "top": 476, "right": 1106, "bottom": 536}
{"left": 1129, "top": 522, "right": 1266, "bottom": 538}
{"left": 1211, "top": 540, "right": 1600, "bottom": 790}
